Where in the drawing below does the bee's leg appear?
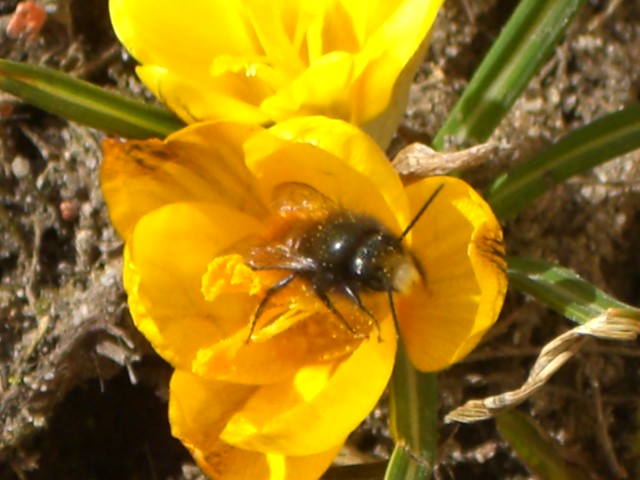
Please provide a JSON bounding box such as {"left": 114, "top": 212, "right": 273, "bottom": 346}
{"left": 312, "top": 286, "right": 365, "bottom": 339}
{"left": 410, "top": 252, "right": 426, "bottom": 284}
{"left": 342, "top": 285, "right": 382, "bottom": 341}
{"left": 383, "top": 279, "right": 401, "bottom": 339}
{"left": 247, "top": 273, "right": 297, "bottom": 342}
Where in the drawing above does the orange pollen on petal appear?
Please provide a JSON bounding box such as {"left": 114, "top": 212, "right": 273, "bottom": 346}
{"left": 201, "top": 253, "right": 316, "bottom": 340}
{"left": 202, "top": 254, "right": 264, "bottom": 302}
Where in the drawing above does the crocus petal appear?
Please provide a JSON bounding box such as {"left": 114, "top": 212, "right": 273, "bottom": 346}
{"left": 350, "top": 0, "right": 443, "bottom": 124}
{"left": 249, "top": 117, "right": 410, "bottom": 231}
{"left": 170, "top": 370, "right": 340, "bottom": 480}
{"left": 125, "top": 202, "right": 262, "bottom": 370}
{"left": 189, "top": 322, "right": 358, "bottom": 385}
{"left": 397, "top": 177, "right": 507, "bottom": 372}
{"left": 260, "top": 52, "right": 355, "bottom": 121}
{"left": 101, "top": 122, "right": 266, "bottom": 239}
{"left": 357, "top": 35, "right": 427, "bottom": 148}
{"left": 219, "top": 318, "right": 396, "bottom": 456}
{"left": 110, "top": 0, "right": 258, "bottom": 71}
{"left": 137, "top": 66, "right": 272, "bottom": 125}
{"left": 242, "top": 0, "right": 308, "bottom": 75}
{"left": 352, "top": 0, "right": 444, "bottom": 146}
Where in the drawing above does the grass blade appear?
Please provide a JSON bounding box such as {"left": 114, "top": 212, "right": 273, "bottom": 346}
{"left": 487, "top": 105, "right": 640, "bottom": 219}
{"left": 497, "top": 411, "right": 589, "bottom": 480}
{"left": 385, "top": 343, "right": 437, "bottom": 480}
{"left": 0, "top": 59, "right": 184, "bottom": 138}
{"left": 433, "top": 0, "right": 585, "bottom": 148}
{"left": 507, "top": 256, "right": 632, "bottom": 324}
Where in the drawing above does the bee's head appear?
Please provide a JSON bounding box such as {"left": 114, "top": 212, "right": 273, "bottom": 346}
{"left": 350, "top": 232, "right": 422, "bottom": 293}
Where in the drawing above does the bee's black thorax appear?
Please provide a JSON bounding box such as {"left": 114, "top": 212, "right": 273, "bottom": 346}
{"left": 296, "top": 212, "right": 409, "bottom": 292}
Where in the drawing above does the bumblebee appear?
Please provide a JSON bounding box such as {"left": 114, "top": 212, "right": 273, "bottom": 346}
{"left": 244, "top": 182, "right": 444, "bottom": 340}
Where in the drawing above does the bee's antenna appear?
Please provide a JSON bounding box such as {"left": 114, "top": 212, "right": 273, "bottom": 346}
{"left": 397, "top": 183, "right": 445, "bottom": 243}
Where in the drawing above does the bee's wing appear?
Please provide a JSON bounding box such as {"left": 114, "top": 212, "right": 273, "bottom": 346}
{"left": 245, "top": 244, "right": 316, "bottom": 272}
{"left": 270, "top": 182, "right": 337, "bottom": 220}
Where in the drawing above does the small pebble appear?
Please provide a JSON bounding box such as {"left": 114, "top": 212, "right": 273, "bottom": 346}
{"left": 60, "top": 200, "right": 79, "bottom": 222}
{"left": 11, "top": 156, "right": 30, "bottom": 178}
{"left": 6, "top": 1, "right": 47, "bottom": 41}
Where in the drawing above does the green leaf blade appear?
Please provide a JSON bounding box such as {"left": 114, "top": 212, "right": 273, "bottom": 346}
{"left": 0, "top": 59, "right": 184, "bottom": 138}
{"left": 487, "top": 105, "right": 640, "bottom": 219}
{"left": 433, "top": 0, "right": 586, "bottom": 148}
{"left": 385, "top": 344, "right": 437, "bottom": 480}
{"left": 507, "top": 256, "right": 632, "bottom": 324}
{"left": 497, "top": 411, "right": 589, "bottom": 480}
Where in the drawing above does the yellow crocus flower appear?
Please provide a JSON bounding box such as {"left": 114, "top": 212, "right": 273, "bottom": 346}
{"left": 101, "top": 117, "right": 506, "bottom": 479}
{"left": 109, "top": 0, "right": 444, "bottom": 147}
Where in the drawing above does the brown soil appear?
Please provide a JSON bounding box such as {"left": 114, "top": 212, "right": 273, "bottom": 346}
{"left": 1, "top": 0, "right": 639, "bottom": 479}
